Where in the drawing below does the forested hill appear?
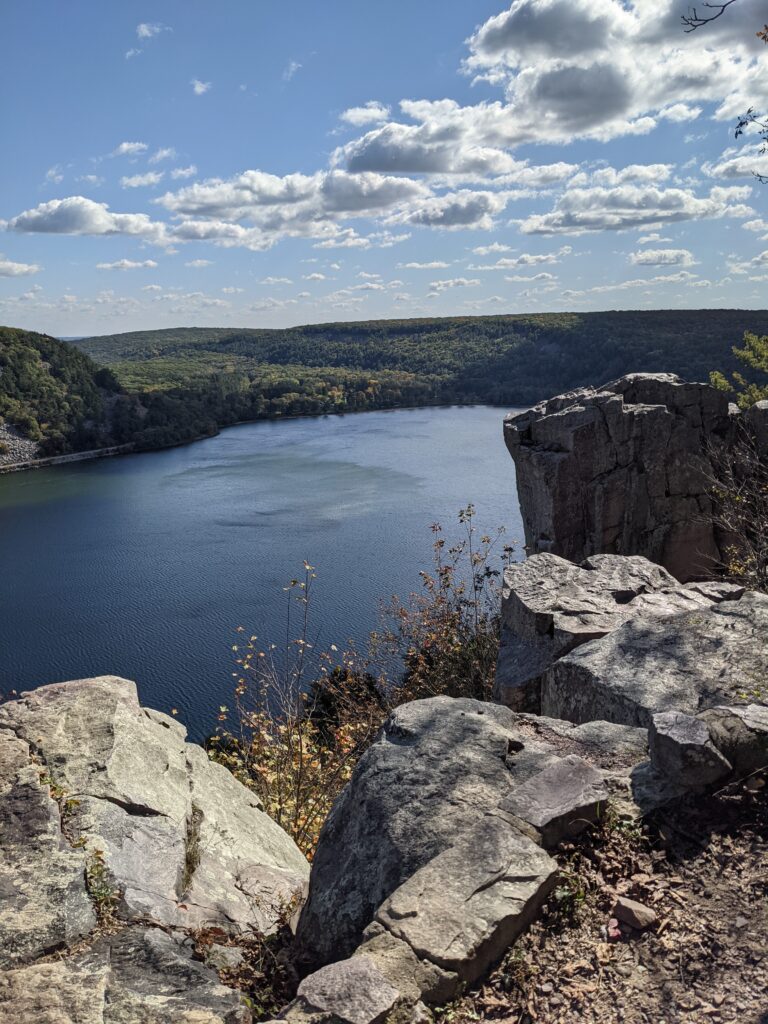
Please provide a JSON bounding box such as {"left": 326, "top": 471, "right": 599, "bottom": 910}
{"left": 4, "top": 310, "right": 768, "bottom": 462}
{"left": 75, "top": 309, "right": 768, "bottom": 407}
{"left": 0, "top": 327, "right": 121, "bottom": 458}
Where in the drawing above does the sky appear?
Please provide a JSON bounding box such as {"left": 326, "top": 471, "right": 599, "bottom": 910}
{"left": 1, "top": 0, "right": 767, "bottom": 337}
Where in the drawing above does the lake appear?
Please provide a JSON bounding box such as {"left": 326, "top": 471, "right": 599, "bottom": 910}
{"left": 0, "top": 405, "right": 523, "bottom": 741}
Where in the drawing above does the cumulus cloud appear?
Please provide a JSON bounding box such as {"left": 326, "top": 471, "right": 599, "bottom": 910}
{"left": 504, "top": 271, "right": 557, "bottom": 282}
{"left": 112, "top": 141, "right": 148, "bottom": 157}
{"left": 303, "top": 272, "right": 327, "bottom": 281}
{"left": 388, "top": 189, "right": 508, "bottom": 230}
{"left": 637, "top": 232, "right": 672, "bottom": 244}
{"left": 77, "top": 174, "right": 105, "bottom": 186}
{"left": 283, "top": 61, "right": 302, "bottom": 82}
{"left": 45, "top": 165, "right": 64, "bottom": 185}
{"left": 399, "top": 261, "right": 451, "bottom": 269}
{"left": 628, "top": 247, "right": 696, "bottom": 266}
{"left": 121, "top": 171, "right": 164, "bottom": 188}
{"left": 703, "top": 144, "right": 768, "bottom": 180}
{"left": 472, "top": 242, "right": 512, "bottom": 254}
{"left": 149, "top": 147, "right": 176, "bottom": 164}
{"left": 6, "top": 196, "right": 168, "bottom": 245}
{"left": 191, "top": 79, "right": 211, "bottom": 95}
{"left": 171, "top": 165, "right": 197, "bottom": 180}
{"left": 0, "top": 256, "right": 41, "bottom": 277}
{"left": 185, "top": 258, "right": 212, "bottom": 267}
{"left": 472, "top": 245, "right": 572, "bottom": 269}
{"left": 96, "top": 259, "right": 158, "bottom": 270}
{"left": 519, "top": 183, "right": 753, "bottom": 235}
{"left": 341, "top": 101, "right": 391, "bottom": 126}
{"left": 428, "top": 277, "right": 481, "bottom": 294}
{"left": 563, "top": 270, "right": 700, "bottom": 297}
{"left": 261, "top": 276, "right": 292, "bottom": 285}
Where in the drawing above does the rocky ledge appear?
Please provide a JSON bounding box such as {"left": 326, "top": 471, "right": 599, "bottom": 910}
{"left": 505, "top": 374, "right": 768, "bottom": 581}
{"left": 0, "top": 676, "right": 309, "bottom": 1022}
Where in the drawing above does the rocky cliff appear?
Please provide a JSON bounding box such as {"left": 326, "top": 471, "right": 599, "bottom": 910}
{"left": 505, "top": 373, "right": 768, "bottom": 581}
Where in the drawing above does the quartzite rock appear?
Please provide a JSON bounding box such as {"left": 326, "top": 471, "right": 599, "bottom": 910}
{"left": 284, "top": 957, "right": 401, "bottom": 1024}
{"left": 0, "top": 731, "right": 95, "bottom": 966}
{"left": 542, "top": 592, "right": 768, "bottom": 728}
{"left": 296, "top": 696, "right": 623, "bottom": 985}
{"left": 504, "top": 373, "right": 736, "bottom": 581}
{"left": 699, "top": 704, "right": 768, "bottom": 776}
{"left": 0, "top": 677, "right": 309, "bottom": 947}
{"left": 649, "top": 711, "right": 732, "bottom": 787}
{"left": 0, "top": 927, "right": 249, "bottom": 1024}
{"left": 375, "top": 817, "right": 556, "bottom": 986}
{"left": 495, "top": 551, "right": 743, "bottom": 709}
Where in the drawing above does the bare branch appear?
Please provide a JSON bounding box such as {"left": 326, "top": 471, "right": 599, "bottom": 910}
{"left": 682, "top": 0, "right": 738, "bottom": 32}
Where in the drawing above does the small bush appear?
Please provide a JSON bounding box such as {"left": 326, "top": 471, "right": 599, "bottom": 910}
{"left": 211, "top": 508, "right": 512, "bottom": 856}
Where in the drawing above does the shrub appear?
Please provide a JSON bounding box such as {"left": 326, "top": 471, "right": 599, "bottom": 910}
{"left": 211, "top": 509, "right": 512, "bottom": 856}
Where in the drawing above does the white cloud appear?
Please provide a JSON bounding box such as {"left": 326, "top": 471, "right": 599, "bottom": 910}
{"left": 77, "top": 174, "right": 105, "bottom": 186}
{"left": 472, "top": 242, "right": 512, "bottom": 255}
{"left": 388, "top": 190, "right": 508, "bottom": 230}
{"left": 136, "top": 23, "right": 167, "bottom": 39}
{"left": 171, "top": 165, "right": 197, "bottom": 180}
{"left": 628, "top": 247, "right": 696, "bottom": 266}
{"left": 112, "top": 141, "right": 148, "bottom": 157}
{"left": 0, "top": 256, "right": 41, "bottom": 277}
{"left": 185, "top": 258, "right": 213, "bottom": 267}
{"left": 261, "top": 276, "right": 293, "bottom": 285}
{"left": 191, "top": 79, "right": 211, "bottom": 96}
{"left": 121, "top": 171, "right": 164, "bottom": 188}
{"left": 303, "top": 272, "right": 327, "bottom": 281}
{"left": 45, "top": 165, "right": 64, "bottom": 184}
{"left": 96, "top": 259, "right": 158, "bottom": 270}
{"left": 125, "top": 48, "right": 141, "bottom": 59}
{"left": 7, "top": 196, "right": 168, "bottom": 245}
{"left": 504, "top": 271, "right": 557, "bottom": 282}
{"left": 149, "top": 147, "right": 177, "bottom": 165}
{"left": 340, "top": 101, "right": 391, "bottom": 126}
{"left": 637, "top": 232, "right": 672, "bottom": 244}
{"left": 142, "top": 284, "right": 163, "bottom": 292}
{"left": 472, "top": 245, "right": 572, "bottom": 269}
{"left": 703, "top": 144, "right": 768, "bottom": 180}
{"left": 283, "top": 61, "right": 302, "bottom": 82}
{"left": 428, "top": 277, "right": 481, "bottom": 293}
{"left": 222, "top": 286, "right": 244, "bottom": 293}
{"left": 519, "top": 183, "right": 753, "bottom": 235}
{"left": 399, "top": 261, "right": 450, "bottom": 269}
{"left": 563, "top": 270, "right": 700, "bottom": 297}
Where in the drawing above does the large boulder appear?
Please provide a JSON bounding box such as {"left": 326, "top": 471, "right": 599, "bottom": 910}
{"left": 542, "top": 592, "right": 768, "bottom": 728}
{"left": 505, "top": 373, "right": 738, "bottom": 581}
{"left": 495, "top": 551, "right": 743, "bottom": 709}
{"left": 0, "top": 677, "right": 309, "bottom": 948}
{"left": 294, "top": 695, "right": 661, "bottom": 1003}
{"left": 0, "top": 675, "right": 314, "bottom": 1017}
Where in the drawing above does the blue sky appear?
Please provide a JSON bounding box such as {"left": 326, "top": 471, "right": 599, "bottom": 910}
{"left": 1, "top": 0, "right": 767, "bottom": 335}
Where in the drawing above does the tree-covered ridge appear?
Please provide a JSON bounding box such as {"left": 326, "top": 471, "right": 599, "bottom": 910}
{"left": 0, "top": 326, "right": 121, "bottom": 456}
{"left": 76, "top": 309, "right": 768, "bottom": 407}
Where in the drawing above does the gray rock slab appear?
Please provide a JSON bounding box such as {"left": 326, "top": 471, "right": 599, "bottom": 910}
{"left": 541, "top": 592, "right": 768, "bottom": 728}
{"left": 0, "top": 927, "right": 250, "bottom": 1023}
{"left": 0, "top": 677, "right": 309, "bottom": 937}
{"left": 495, "top": 552, "right": 743, "bottom": 710}
{"left": 353, "top": 926, "right": 457, "bottom": 1006}
{"left": 700, "top": 704, "right": 768, "bottom": 776}
{"left": 285, "top": 957, "right": 400, "bottom": 1024}
{"left": 499, "top": 754, "right": 609, "bottom": 847}
{"left": 649, "top": 711, "right": 731, "bottom": 787}
{"left": 375, "top": 816, "right": 556, "bottom": 986}
{"left": 0, "top": 728, "right": 95, "bottom": 966}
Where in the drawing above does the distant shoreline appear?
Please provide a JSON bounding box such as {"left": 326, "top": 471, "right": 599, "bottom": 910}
{"left": 0, "top": 399, "right": 503, "bottom": 476}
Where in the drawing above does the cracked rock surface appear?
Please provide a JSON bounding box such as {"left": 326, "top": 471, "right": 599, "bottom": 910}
{"left": 504, "top": 373, "right": 749, "bottom": 581}
{"left": 494, "top": 551, "right": 742, "bottom": 709}
{"left": 0, "top": 675, "right": 311, "bottom": 1022}
{"left": 294, "top": 696, "right": 642, "bottom": 1000}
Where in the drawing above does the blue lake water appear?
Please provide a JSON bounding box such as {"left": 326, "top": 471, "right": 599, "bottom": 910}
{"left": 0, "top": 405, "right": 523, "bottom": 740}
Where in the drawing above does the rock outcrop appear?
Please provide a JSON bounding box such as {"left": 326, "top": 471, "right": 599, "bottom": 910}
{"left": 495, "top": 551, "right": 744, "bottom": 710}
{"left": 0, "top": 676, "right": 310, "bottom": 1021}
{"left": 293, "top": 695, "right": 672, "bottom": 1016}
{"left": 504, "top": 373, "right": 767, "bottom": 581}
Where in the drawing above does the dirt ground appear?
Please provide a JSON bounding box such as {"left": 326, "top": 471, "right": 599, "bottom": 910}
{"left": 435, "top": 788, "right": 768, "bottom": 1024}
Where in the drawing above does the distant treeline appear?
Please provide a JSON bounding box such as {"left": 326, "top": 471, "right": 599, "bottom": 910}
{"left": 3, "top": 310, "right": 768, "bottom": 458}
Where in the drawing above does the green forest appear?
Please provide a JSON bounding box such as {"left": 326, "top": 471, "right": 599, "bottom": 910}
{"left": 3, "top": 309, "right": 768, "bottom": 460}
